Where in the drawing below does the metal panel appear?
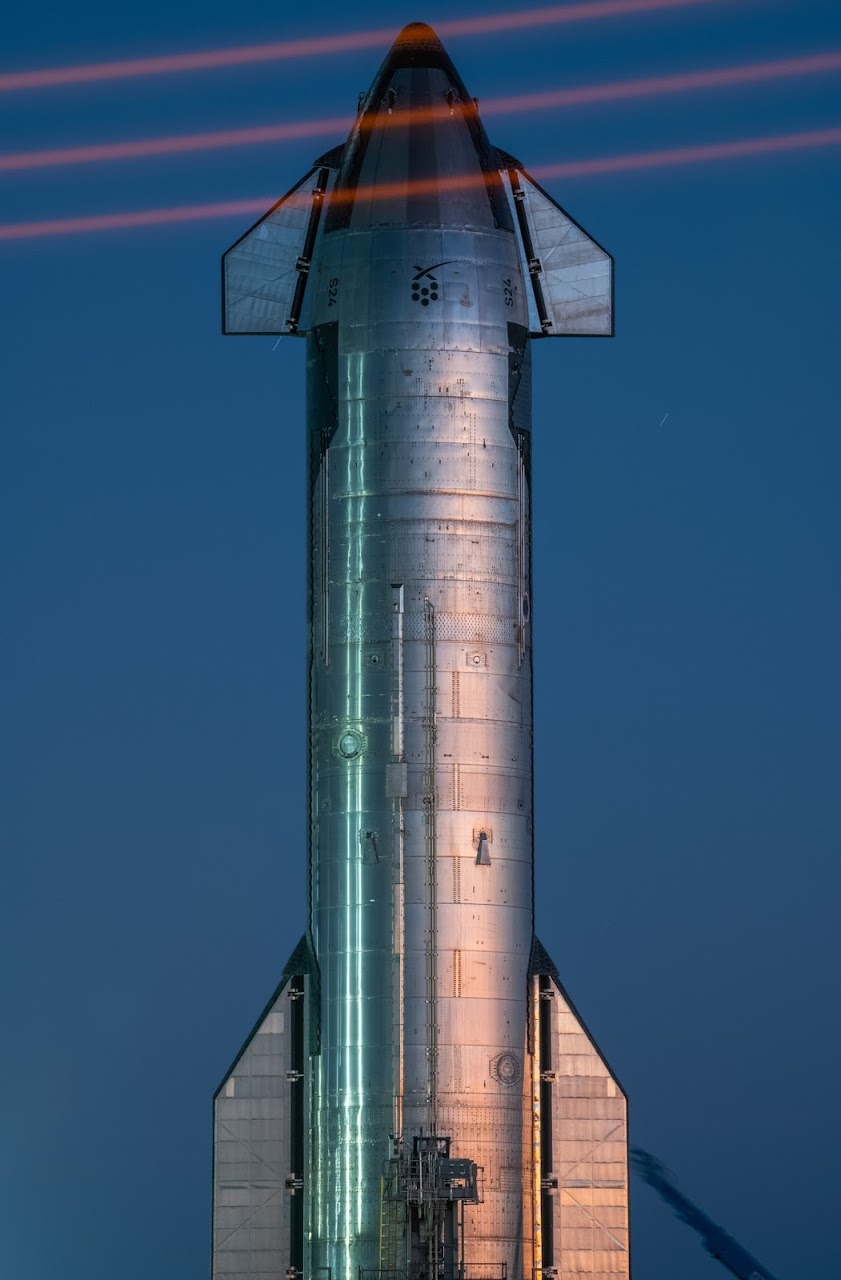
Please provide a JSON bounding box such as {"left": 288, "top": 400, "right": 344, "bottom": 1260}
{"left": 504, "top": 169, "right": 613, "bottom": 337}
{"left": 212, "top": 947, "right": 311, "bottom": 1280}
{"left": 531, "top": 951, "right": 630, "bottom": 1280}
{"left": 223, "top": 168, "right": 334, "bottom": 335}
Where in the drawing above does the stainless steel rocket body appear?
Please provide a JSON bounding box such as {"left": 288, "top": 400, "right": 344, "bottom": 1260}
{"left": 307, "top": 219, "right": 534, "bottom": 1278}
{"left": 214, "top": 24, "right": 628, "bottom": 1280}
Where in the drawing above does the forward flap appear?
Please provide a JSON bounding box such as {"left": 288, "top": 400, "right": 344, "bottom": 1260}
{"left": 505, "top": 168, "right": 613, "bottom": 337}
{"left": 222, "top": 166, "right": 335, "bottom": 335}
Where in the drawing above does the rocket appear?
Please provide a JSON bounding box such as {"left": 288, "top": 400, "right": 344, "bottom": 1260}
{"left": 213, "top": 23, "right": 629, "bottom": 1280}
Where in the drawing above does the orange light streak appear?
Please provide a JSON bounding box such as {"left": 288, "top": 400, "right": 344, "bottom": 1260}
{"left": 4, "top": 50, "right": 840, "bottom": 175}
{"left": 0, "top": 117, "right": 353, "bottom": 172}
{"left": 0, "top": 0, "right": 726, "bottom": 93}
{"left": 490, "top": 48, "right": 841, "bottom": 113}
{"left": 529, "top": 125, "right": 841, "bottom": 176}
{"left": 1, "top": 126, "right": 838, "bottom": 241}
{"left": 0, "top": 198, "right": 275, "bottom": 240}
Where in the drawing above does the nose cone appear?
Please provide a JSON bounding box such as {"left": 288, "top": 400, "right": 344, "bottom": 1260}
{"left": 364, "top": 23, "right": 463, "bottom": 111}
{"left": 324, "top": 23, "right": 512, "bottom": 233}
{"left": 389, "top": 21, "right": 448, "bottom": 61}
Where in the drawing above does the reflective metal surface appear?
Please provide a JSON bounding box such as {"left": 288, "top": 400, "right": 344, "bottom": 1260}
{"left": 213, "top": 941, "right": 313, "bottom": 1280}
{"left": 215, "top": 21, "right": 627, "bottom": 1280}
{"left": 308, "top": 197, "right": 534, "bottom": 1275}
{"left": 223, "top": 167, "right": 336, "bottom": 335}
{"left": 506, "top": 173, "right": 613, "bottom": 338}
{"left": 531, "top": 963, "right": 629, "bottom": 1279}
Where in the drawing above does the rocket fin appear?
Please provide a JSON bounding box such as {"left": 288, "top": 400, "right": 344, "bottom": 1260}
{"left": 222, "top": 165, "right": 337, "bottom": 335}
{"left": 212, "top": 935, "right": 317, "bottom": 1280}
{"left": 530, "top": 938, "right": 630, "bottom": 1279}
{"left": 503, "top": 167, "right": 613, "bottom": 337}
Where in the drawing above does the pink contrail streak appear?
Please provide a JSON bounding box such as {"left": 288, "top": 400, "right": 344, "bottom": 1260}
{"left": 2, "top": 50, "right": 839, "bottom": 174}
{"left": 0, "top": 198, "right": 274, "bottom": 240}
{"left": 530, "top": 125, "right": 841, "bottom": 176}
{"left": 0, "top": 0, "right": 726, "bottom": 93}
{"left": 1, "top": 126, "right": 838, "bottom": 242}
{"left": 0, "top": 117, "right": 352, "bottom": 173}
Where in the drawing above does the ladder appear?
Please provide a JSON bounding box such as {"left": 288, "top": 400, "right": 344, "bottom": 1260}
{"left": 379, "top": 1171, "right": 406, "bottom": 1276}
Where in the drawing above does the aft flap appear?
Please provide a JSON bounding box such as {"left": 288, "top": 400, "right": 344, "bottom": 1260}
{"left": 212, "top": 935, "right": 315, "bottom": 1280}
{"left": 530, "top": 937, "right": 630, "bottom": 1279}
{"left": 222, "top": 166, "right": 335, "bottom": 335}
{"left": 505, "top": 167, "right": 613, "bottom": 337}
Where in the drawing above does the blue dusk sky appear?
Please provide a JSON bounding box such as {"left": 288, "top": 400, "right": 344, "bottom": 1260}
{"left": 2, "top": 1, "right": 840, "bottom": 1277}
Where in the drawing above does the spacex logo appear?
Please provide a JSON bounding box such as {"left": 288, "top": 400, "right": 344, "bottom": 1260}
{"left": 411, "top": 261, "right": 452, "bottom": 304}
